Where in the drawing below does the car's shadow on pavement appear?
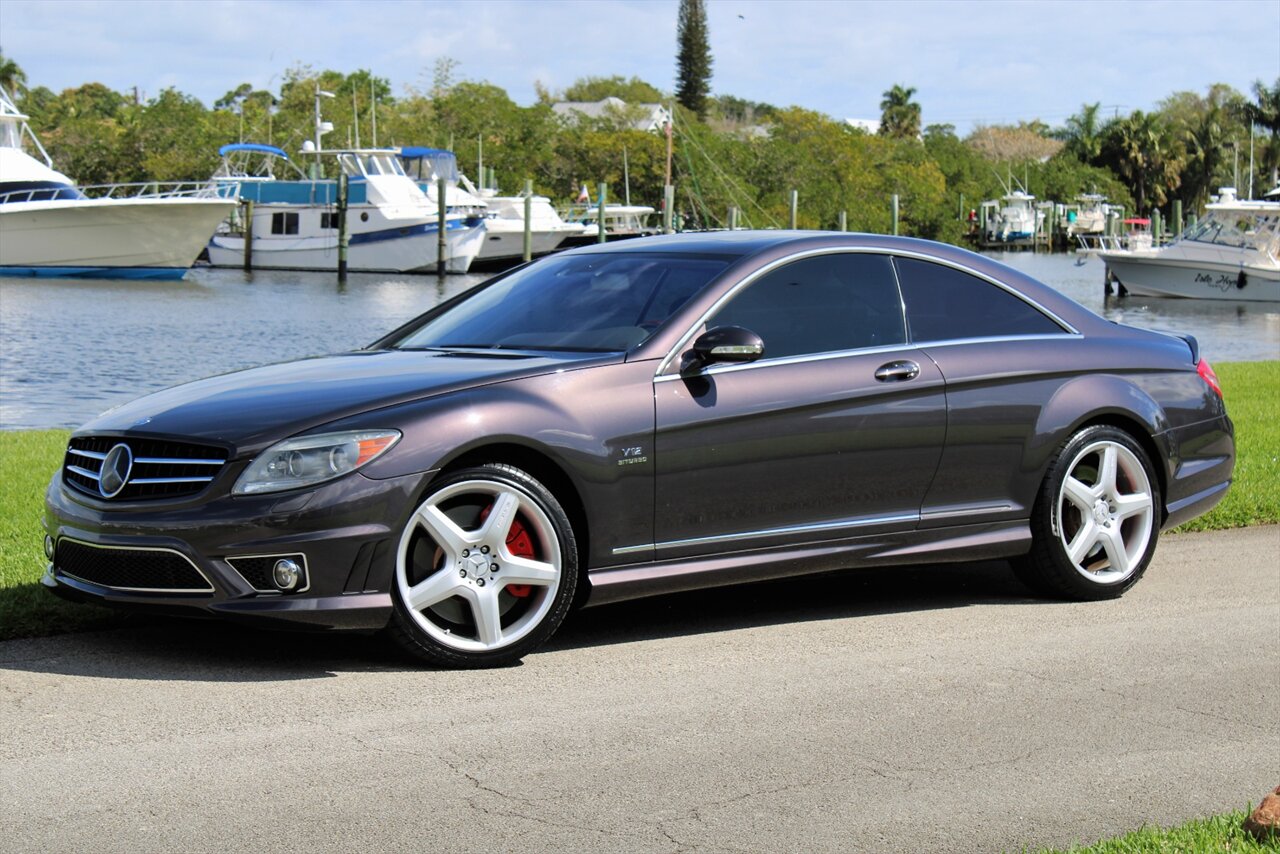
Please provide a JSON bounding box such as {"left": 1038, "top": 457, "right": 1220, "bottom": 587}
{"left": 550, "top": 559, "right": 1032, "bottom": 651}
{"left": 0, "top": 560, "right": 1037, "bottom": 682}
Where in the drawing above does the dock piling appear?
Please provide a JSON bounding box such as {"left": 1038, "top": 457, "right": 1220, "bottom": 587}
{"left": 337, "top": 173, "right": 349, "bottom": 280}
{"left": 241, "top": 200, "right": 254, "bottom": 271}
{"left": 436, "top": 176, "right": 447, "bottom": 276}
{"left": 838, "top": 210, "right": 847, "bottom": 232}
{"left": 1152, "top": 208, "right": 1162, "bottom": 247}
{"left": 597, "top": 183, "right": 608, "bottom": 244}
{"left": 892, "top": 194, "right": 899, "bottom": 236}
{"left": 522, "top": 179, "right": 533, "bottom": 262}
{"left": 1173, "top": 200, "right": 1183, "bottom": 238}
{"left": 788, "top": 190, "right": 798, "bottom": 229}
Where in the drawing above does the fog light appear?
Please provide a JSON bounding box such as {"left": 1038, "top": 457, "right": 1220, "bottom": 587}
{"left": 272, "top": 558, "right": 302, "bottom": 591}
{"left": 44, "top": 535, "right": 54, "bottom": 560}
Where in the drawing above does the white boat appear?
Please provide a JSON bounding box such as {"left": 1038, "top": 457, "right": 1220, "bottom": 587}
{"left": 1099, "top": 188, "right": 1280, "bottom": 302}
{"left": 398, "top": 147, "right": 585, "bottom": 264}
{"left": 1065, "top": 193, "right": 1118, "bottom": 237}
{"left": 0, "top": 87, "right": 236, "bottom": 280}
{"left": 982, "top": 190, "right": 1044, "bottom": 243}
{"left": 470, "top": 193, "right": 587, "bottom": 261}
{"left": 206, "top": 144, "right": 486, "bottom": 274}
{"left": 560, "top": 203, "right": 659, "bottom": 247}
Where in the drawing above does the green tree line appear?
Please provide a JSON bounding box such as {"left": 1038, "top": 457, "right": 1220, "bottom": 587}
{"left": 2, "top": 51, "right": 1276, "bottom": 245}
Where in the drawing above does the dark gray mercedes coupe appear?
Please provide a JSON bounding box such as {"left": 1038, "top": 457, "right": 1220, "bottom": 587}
{"left": 42, "top": 232, "right": 1234, "bottom": 667}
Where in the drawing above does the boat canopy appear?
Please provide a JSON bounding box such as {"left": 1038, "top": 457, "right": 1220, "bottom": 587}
{"left": 219, "top": 142, "right": 289, "bottom": 160}
{"left": 398, "top": 147, "right": 459, "bottom": 183}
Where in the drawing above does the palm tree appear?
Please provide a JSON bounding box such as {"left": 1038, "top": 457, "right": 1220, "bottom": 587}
{"left": 1063, "top": 102, "right": 1105, "bottom": 164}
{"left": 1104, "top": 111, "right": 1183, "bottom": 214}
{"left": 0, "top": 50, "right": 26, "bottom": 97}
{"left": 1244, "top": 78, "right": 1280, "bottom": 189}
{"left": 879, "top": 84, "right": 921, "bottom": 140}
{"left": 1182, "top": 103, "right": 1227, "bottom": 209}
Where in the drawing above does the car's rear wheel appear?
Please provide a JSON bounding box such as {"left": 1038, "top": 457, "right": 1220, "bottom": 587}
{"left": 1014, "top": 425, "right": 1160, "bottom": 600}
{"left": 388, "top": 463, "right": 577, "bottom": 668}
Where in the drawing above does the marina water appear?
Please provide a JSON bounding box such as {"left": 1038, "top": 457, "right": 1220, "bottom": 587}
{"left": 2, "top": 251, "right": 1278, "bottom": 430}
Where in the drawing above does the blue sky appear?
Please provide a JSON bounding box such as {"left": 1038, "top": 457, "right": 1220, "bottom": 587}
{"left": 3, "top": 0, "right": 1278, "bottom": 133}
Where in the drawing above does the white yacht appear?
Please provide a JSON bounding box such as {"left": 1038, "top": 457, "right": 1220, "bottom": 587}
{"left": 982, "top": 190, "right": 1044, "bottom": 243}
{"left": 0, "top": 87, "right": 236, "bottom": 280}
{"left": 398, "top": 147, "right": 585, "bottom": 264}
{"left": 560, "top": 203, "right": 659, "bottom": 247}
{"left": 471, "top": 192, "right": 587, "bottom": 261}
{"left": 1065, "top": 193, "right": 1117, "bottom": 237}
{"left": 206, "top": 144, "right": 487, "bottom": 274}
{"left": 1099, "top": 188, "right": 1279, "bottom": 302}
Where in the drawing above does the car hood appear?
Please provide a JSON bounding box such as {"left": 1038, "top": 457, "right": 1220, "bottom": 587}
{"left": 77, "top": 349, "right": 613, "bottom": 453}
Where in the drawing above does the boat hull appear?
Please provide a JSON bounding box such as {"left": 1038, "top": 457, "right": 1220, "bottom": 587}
{"left": 1101, "top": 253, "right": 1280, "bottom": 302}
{"left": 474, "top": 225, "right": 574, "bottom": 262}
{"left": 207, "top": 218, "right": 487, "bottom": 273}
{"left": 0, "top": 197, "right": 234, "bottom": 279}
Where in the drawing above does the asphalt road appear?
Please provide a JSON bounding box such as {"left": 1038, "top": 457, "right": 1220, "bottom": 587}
{"left": 2, "top": 525, "right": 1277, "bottom": 853}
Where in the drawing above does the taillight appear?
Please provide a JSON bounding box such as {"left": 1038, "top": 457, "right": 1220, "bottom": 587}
{"left": 1197, "top": 359, "right": 1223, "bottom": 398}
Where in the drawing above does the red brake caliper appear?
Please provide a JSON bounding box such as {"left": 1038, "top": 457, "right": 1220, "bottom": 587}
{"left": 478, "top": 501, "right": 535, "bottom": 598}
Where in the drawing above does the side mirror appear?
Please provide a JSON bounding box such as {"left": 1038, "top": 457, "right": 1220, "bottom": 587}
{"left": 690, "top": 325, "right": 765, "bottom": 367}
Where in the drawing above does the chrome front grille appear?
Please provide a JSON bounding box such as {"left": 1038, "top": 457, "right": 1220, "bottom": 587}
{"left": 63, "top": 436, "right": 229, "bottom": 501}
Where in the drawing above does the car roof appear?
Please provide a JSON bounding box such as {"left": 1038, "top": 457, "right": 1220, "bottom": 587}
{"left": 559, "top": 229, "right": 998, "bottom": 269}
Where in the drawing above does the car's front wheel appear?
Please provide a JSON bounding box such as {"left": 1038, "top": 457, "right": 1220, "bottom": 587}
{"left": 1014, "top": 425, "right": 1160, "bottom": 600}
{"left": 388, "top": 463, "right": 578, "bottom": 668}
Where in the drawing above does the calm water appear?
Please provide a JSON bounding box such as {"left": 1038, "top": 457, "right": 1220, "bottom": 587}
{"left": 2, "top": 252, "right": 1278, "bottom": 430}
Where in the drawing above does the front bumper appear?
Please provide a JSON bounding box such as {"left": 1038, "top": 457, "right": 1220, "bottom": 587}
{"left": 42, "top": 469, "right": 430, "bottom": 630}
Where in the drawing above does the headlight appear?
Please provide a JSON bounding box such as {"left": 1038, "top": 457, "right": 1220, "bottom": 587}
{"left": 233, "top": 430, "right": 401, "bottom": 495}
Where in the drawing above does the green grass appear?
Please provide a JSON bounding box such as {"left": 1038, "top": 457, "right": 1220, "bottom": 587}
{"left": 1039, "top": 808, "right": 1274, "bottom": 852}
{"left": 1173, "top": 360, "right": 1280, "bottom": 532}
{"left": 1, "top": 362, "right": 1276, "bottom": 642}
{"left": 0, "top": 429, "right": 117, "bottom": 640}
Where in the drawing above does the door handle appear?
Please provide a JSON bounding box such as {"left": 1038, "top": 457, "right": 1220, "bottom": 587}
{"left": 874, "top": 360, "right": 920, "bottom": 382}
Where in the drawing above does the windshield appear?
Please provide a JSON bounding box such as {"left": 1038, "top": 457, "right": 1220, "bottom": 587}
{"left": 1180, "top": 210, "right": 1280, "bottom": 249}
{"left": 393, "top": 253, "right": 728, "bottom": 352}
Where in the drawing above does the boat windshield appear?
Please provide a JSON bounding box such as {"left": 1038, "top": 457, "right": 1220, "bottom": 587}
{"left": 0, "top": 121, "right": 20, "bottom": 149}
{"left": 1180, "top": 210, "right": 1280, "bottom": 250}
{"left": 392, "top": 253, "right": 728, "bottom": 353}
{"left": 338, "top": 153, "right": 406, "bottom": 178}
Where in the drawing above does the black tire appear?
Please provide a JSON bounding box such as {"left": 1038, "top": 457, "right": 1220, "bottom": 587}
{"left": 1013, "top": 425, "right": 1161, "bottom": 601}
{"left": 387, "top": 463, "right": 578, "bottom": 668}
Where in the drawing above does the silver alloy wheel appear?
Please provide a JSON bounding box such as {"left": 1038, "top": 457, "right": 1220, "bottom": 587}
{"left": 395, "top": 479, "right": 562, "bottom": 653}
{"left": 1054, "top": 439, "right": 1154, "bottom": 584}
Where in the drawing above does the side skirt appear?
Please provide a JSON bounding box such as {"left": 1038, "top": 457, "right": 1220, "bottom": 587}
{"left": 583, "top": 520, "right": 1031, "bottom": 607}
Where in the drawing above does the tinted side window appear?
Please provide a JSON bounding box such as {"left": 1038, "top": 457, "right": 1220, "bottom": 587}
{"left": 894, "top": 258, "right": 1064, "bottom": 341}
{"left": 709, "top": 254, "right": 906, "bottom": 359}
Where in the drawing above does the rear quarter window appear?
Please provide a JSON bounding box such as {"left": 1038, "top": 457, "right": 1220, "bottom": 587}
{"left": 894, "top": 257, "right": 1065, "bottom": 342}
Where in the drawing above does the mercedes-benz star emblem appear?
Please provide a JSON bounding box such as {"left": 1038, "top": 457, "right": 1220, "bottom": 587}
{"left": 99, "top": 443, "right": 133, "bottom": 498}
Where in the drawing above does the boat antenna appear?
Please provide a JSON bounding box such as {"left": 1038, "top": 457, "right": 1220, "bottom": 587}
{"left": 353, "top": 88, "right": 361, "bottom": 149}
{"left": 989, "top": 165, "right": 1011, "bottom": 194}
{"left": 623, "top": 145, "right": 631, "bottom": 206}
{"left": 1248, "top": 121, "right": 1254, "bottom": 199}
{"left": 371, "top": 78, "right": 378, "bottom": 148}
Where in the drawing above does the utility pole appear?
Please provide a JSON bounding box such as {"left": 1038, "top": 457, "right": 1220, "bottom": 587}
{"left": 664, "top": 108, "right": 674, "bottom": 188}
